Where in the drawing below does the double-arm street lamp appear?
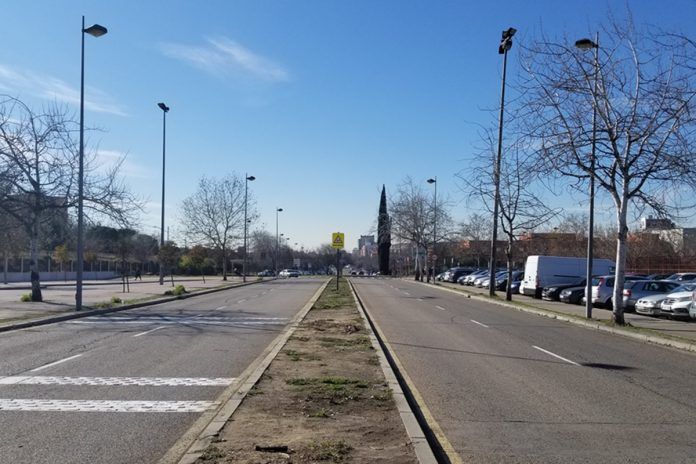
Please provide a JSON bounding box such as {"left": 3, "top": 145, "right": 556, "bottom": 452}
{"left": 76, "top": 17, "right": 107, "bottom": 311}
{"left": 489, "top": 27, "right": 516, "bottom": 297}
{"left": 427, "top": 177, "right": 437, "bottom": 283}
{"left": 275, "top": 208, "right": 283, "bottom": 274}
{"left": 243, "top": 174, "right": 256, "bottom": 282}
{"left": 157, "top": 102, "right": 170, "bottom": 285}
{"left": 575, "top": 34, "right": 600, "bottom": 319}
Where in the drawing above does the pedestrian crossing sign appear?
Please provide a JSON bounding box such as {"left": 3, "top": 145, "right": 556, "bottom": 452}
{"left": 331, "top": 232, "right": 345, "bottom": 249}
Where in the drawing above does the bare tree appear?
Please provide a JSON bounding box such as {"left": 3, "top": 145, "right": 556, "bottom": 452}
{"left": 459, "top": 130, "right": 557, "bottom": 300}
{"left": 389, "top": 177, "right": 452, "bottom": 281}
{"left": 459, "top": 213, "right": 492, "bottom": 268}
{"left": 0, "top": 96, "right": 140, "bottom": 301}
{"left": 181, "top": 174, "right": 251, "bottom": 280}
{"left": 519, "top": 17, "right": 696, "bottom": 323}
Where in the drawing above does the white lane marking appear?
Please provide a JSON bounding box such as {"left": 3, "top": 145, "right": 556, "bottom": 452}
{"left": 417, "top": 298, "right": 424, "bottom": 301}
{"left": 31, "top": 354, "right": 83, "bottom": 372}
{"left": 435, "top": 305, "right": 447, "bottom": 311}
{"left": 470, "top": 319, "right": 489, "bottom": 328}
{"left": 133, "top": 326, "right": 165, "bottom": 338}
{"left": 67, "top": 320, "right": 287, "bottom": 327}
{"left": 403, "top": 292, "right": 411, "bottom": 296}
{"left": 215, "top": 306, "right": 227, "bottom": 310}
{"left": 237, "top": 299, "right": 247, "bottom": 303}
{"left": 532, "top": 345, "right": 580, "bottom": 366}
{"left": 0, "top": 376, "right": 234, "bottom": 386}
{"left": 0, "top": 399, "right": 217, "bottom": 413}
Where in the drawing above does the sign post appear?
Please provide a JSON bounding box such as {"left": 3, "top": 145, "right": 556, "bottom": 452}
{"left": 331, "top": 232, "right": 345, "bottom": 291}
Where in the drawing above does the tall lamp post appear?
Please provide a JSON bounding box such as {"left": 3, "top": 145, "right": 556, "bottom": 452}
{"left": 427, "top": 177, "right": 437, "bottom": 282}
{"left": 576, "top": 34, "right": 599, "bottom": 319}
{"left": 76, "top": 17, "right": 107, "bottom": 311}
{"left": 243, "top": 174, "right": 256, "bottom": 282}
{"left": 489, "top": 27, "right": 516, "bottom": 297}
{"left": 275, "top": 208, "right": 283, "bottom": 275}
{"left": 157, "top": 102, "right": 170, "bottom": 285}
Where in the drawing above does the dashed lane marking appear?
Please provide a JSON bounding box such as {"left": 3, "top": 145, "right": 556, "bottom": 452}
{"left": 237, "top": 299, "right": 247, "bottom": 303}
{"left": 0, "top": 399, "right": 217, "bottom": 413}
{"left": 215, "top": 306, "right": 227, "bottom": 310}
{"left": 470, "top": 319, "right": 489, "bottom": 328}
{"left": 0, "top": 376, "right": 234, "bottom": 386}
{"left": 436, "top": 305, "right": 447, "bottom": 311}
{"left": 532, "top": 345, "right": 580, "bottom": 366}
{"left": 31, "top": 354, "right": 83, "bottom": 372}
{"left": 133, "top": 326, "right": 165, "bottom": 337}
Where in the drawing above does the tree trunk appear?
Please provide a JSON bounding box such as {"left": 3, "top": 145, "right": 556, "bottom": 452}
{"left": 222, "top": 249, "right": 228, "bottom": 281}
{"left": 612, "top": 197, "right": 629, "bottom": 325}
{"left": 3, "top": 251, "right": 7, "bottom": 284}
{"left": 29, "top": 232, "right": 42, "bottom": 301}
{"left": 505, "top": 238, "right": 513, "bottom": 301}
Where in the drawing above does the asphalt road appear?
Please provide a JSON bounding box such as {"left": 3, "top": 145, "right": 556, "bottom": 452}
{"left": 352, "top": 278, "right": 696, "bottom": 464}
{"left": 0, "top": 278, "right": 324, "bottom": 464}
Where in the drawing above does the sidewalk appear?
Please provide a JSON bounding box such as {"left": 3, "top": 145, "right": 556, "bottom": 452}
{"left": 0, "top": 275, "right": 248, "bottom": 326}
{"left": 417, "top": 279, "right": 696, "bottom": 346}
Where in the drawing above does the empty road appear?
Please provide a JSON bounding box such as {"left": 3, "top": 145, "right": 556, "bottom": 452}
{"left": 0, "top": 278, "right": 325, "bottom": 464}
{"left": 352, "top": 278, "right": 696, "bottom": 464}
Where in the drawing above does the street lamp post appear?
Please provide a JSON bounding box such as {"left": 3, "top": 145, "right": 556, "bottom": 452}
{"left": 76, "top": 17, "right": 107, "bottom": 311}
{"left": 576, "top": 34, "right": 599, "bottom": 319}
{"left": 275, "top": 208, "right": 283, "bottom": 275}
{"left": 427, "top": 177, "right": 437, "bottom": 283}
{"left": 489, "top": 27, "right": 516, "bottom": 297}
{"left": 243, "top": 174, "right": 256, "bottom": 282}
{"left": 157, "top": 102, "right": 169, "bottom": 285}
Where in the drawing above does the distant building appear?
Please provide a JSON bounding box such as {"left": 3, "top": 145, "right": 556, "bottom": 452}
{"left": 639, "top": 217, "right": 696, "bottom": 254}
{"left": 641, "top": 216, "right": 675, "bottom": 231}
{"left": 358, "top": 235, "right": 375, "bottom": 250}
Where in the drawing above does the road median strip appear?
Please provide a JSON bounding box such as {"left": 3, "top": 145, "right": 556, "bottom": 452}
{"left": 170, "top": 277, "right": 432, "bottom": 464}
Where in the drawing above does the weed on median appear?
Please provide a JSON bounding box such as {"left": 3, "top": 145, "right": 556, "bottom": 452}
{"left": 313, "top": 278, "right": 354, "bottom": 310}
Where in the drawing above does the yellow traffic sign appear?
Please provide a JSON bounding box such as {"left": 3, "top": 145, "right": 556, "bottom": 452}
{"left": 331, "top": 232, "right": 345, "bottom": 249}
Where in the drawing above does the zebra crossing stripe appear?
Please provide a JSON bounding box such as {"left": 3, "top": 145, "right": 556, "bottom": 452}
{"left": 0, "top": 399, "right": 217, "bottom": 413}
{"left": 0, "top": 376, "right": 235, "bottom": 386}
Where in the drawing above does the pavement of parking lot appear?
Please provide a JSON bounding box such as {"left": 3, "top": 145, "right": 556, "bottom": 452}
{"left": 419, "top": 279, "right": 696, "bottom": 348}
{"left": 0, "top": 276, "right": 255, "bottom": 328}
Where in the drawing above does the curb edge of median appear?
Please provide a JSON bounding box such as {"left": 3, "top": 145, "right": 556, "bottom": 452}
{"left": 349, "top": 279, "right": 461, "bottom": 464}
{"left": 407, "top": 279, "right": 696, "bottom": 355}
{"left": 161, "top": 278, "right": 332, "bottom": 464}
{"left": 0, "top": 278, "right": 278, "bottom": 334}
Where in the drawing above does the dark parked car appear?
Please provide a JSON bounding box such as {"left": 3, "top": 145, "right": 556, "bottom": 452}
{"left": 542, "top": 279, "right": 586, "bottom": 301}
{"left": 446, "top": 267, "right": 474, "bottom": 283}
{"left": 559, "top": 286, "right": 585, "bottom": 304}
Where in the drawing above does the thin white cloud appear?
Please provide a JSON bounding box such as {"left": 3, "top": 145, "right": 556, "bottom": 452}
{"left": 159, "top": 36, "right": 290, "bottom": 82}
{"left": 0, "top": 64, "right": 126, "bottom": 116}
{"left": 95, "top": 149, "right": 151, "bottom": 179}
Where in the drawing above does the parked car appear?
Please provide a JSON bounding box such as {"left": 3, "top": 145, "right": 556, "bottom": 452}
{"left": 635, "top": 284, "right": 695, "bottom": 316}
{"left": 473, "top": 273, "right": 491, "bottom": 287}
{"left": 590, "top": 274, "right": 645, "bottom": 309}
{"left": 494, "top": 270, "right": 524, "bottom": 290}
{"left": 521, "top": 255, "right": 614, "bottom": 299}
{"left": 462, "top": 270, "right": 487, "bottom": 285}
{"left": 257, "top": 269, "right": 275, "bottom": 277}
{"left": 622, "top": 280, "right": 682, "bottom": 311}
{"left": 665, "top": 272, "right": 696, "bottom": 282}
{"left": 559, "top": 286, "right": 585, "bottom": 305}
{"left": 542, "top": 279, "right": 586, "bottom": 301}
{"left": 478, "top": 271, "right": 506, "bottom": 289}
{"left": 660, "top": 286, "right": 696, "bottom": 320}
{"left": 690, "top": 289, "right": 696, "bottom": 320}
{"left": 509, "top": 278, "right": 523, "bottom": 294}
{"left": 446, "top": 267, "right": 474, "bottom": 283}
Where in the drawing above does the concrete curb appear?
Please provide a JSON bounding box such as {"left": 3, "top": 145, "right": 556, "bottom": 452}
{"left": 158, "top": 278, "right": 331, "bottom": 464}
{"left": 408, "top": 279, "right": 696, "bottom": 355}
{"left": 0, "top": 278, "right": 277, "bottom": 333}
{"left": 348, "top": 280, "right": 439, "bottom": 464}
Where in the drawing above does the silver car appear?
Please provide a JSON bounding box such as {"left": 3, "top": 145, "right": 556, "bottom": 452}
{"left": 622, "top": 280, "right": 681, "bottom": 311}
{"left": 635, "top": 283, "right": 695, "bottom": 316}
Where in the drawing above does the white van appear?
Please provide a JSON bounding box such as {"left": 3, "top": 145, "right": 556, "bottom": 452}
{"left": 520, "top": 255, "right": 615, "bottom": 298}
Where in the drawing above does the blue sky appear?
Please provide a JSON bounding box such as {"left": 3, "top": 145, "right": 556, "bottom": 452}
{"left": 2, "top": 1, "right": 695, "bottom": 250}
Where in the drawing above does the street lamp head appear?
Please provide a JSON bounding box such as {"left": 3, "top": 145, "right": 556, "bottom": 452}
{"left": 427, "top": 178, "right": 436, "bottom": 184}
{"left": 158, "top": 102, "right": 170, "bottom": 113}
{"left": 498, "top": 27, "right": 517, "bottom": 54}
{"left": 575, "top": 38, "right": 598, "bottom": 50}
{"left": 84, "top": 24, "right": 107, "bottom": 37}
{"left": 247, "top": 175, "right": 256, "bottom": 181}
{"left": 277, "top": 207, "right": 283, "bottom": 212}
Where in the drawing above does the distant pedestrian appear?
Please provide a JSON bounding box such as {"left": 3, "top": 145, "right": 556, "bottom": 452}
{"left": 134, "top": 269, "right": 142, "bottom": 281}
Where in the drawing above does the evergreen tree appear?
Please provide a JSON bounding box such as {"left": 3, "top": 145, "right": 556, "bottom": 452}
{"left": 377, "top": 185, "right": 391, "bottom": 275}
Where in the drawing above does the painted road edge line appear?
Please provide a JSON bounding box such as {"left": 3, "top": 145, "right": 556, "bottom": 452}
{"left": 407, "top": 279, "right": 696, "bottom": 355}
{"left": 349, "top": 279, "right": 454, "bottom": 464}
{"left": 158, "top": 278, "right": 331, "bottom": 464}
{"left": 30, "top": 354, "right": 83, "bottom": 372}
{"left": 532, "top": 345, "right": 580, "bottom": 366}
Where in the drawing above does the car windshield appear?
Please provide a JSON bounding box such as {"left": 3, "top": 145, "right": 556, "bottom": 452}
{"left": 673, "top": 283, "right": 696, "bottom": 293}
